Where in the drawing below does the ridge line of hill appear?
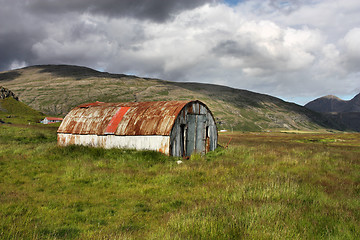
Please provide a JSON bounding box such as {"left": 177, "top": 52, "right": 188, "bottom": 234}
{"left": 304, "top": 93, "right": 360, "bottom": 131}
{"left": 305, "top": 93, "right": 360, "bottom": 113}
{"left": 0, "top": 64, "right": 356, "bottom": 132}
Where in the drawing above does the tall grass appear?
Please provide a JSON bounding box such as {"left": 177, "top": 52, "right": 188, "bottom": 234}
{"left": 0, "top": 125, "right": 359, "bottom": 239}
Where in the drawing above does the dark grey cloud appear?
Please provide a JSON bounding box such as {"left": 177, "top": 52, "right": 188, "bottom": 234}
{"left": 28, "top": 0, "right": 212, "bottom": 22}
{"left": 0, "top": 0, "right": 212, "bottom": 71}
{"left": 0, "top": 0, "right": 45, "bottom": 70}
{"left": 212, "top": 40, "right": 255, "bottom": 57}
{"left": 0, "top": 31, "right": 36, "bottom": 70}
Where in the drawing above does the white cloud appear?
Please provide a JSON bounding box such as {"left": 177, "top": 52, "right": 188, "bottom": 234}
{"left": 9, "top": 60, "right": 27, "bottom": 70}
{"left": 342, "top": 28, "right": 360, "bottom": 71}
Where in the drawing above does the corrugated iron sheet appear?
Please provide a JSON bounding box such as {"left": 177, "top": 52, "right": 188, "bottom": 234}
{"left": 57, "top": 133, "right": 171, "bottom": 155}
{"left": 105, "top": 107, "right": 130, "bottom": 134}
{"left": 46, "top": 117, "right": 63, "bottom": 121}
{"left": 57, "top": 101, "right": 193, "bottom": 136}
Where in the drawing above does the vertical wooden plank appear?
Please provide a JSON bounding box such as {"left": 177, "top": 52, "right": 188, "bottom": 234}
{"left": 186, "top": 115, "right": 196, "bottom": 156}
{"left": 195, "top": 114, "right": 206, "bottom": 154}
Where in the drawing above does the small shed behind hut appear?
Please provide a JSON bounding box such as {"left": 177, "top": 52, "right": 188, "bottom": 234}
{"left": 41, "top": 117, "right": 63, "bottom": 124}
{"left": 57, "top": 100, "right": 217, "bottom": 157}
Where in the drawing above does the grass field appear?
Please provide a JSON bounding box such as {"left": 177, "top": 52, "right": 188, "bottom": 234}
{"left": 0, "top": 124, "right": 359, "bottom": 239}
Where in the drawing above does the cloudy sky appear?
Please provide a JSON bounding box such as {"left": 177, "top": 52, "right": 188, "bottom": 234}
{"left": 1, "top": 0, "right": 359, "bottom": 105}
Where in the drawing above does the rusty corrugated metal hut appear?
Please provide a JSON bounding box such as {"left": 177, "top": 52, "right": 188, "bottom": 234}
{"left": 57, "top": 100, "right": 217, "bottom": 157}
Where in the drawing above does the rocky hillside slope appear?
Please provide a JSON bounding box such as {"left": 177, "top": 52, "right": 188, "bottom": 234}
{"left": 0, "top": 64, "right": 346, "bottom": 131}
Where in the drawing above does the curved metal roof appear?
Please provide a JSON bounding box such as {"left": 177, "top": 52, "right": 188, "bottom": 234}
{"left": 57, "top": 100, "right": 204, "bottom": 136}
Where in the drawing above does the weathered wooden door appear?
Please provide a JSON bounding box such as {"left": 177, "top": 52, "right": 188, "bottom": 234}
{"left": 186, "top": 114, "right": 206, "bottom": 156}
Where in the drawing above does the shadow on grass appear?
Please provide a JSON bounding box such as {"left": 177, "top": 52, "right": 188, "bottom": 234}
{"left": 0, "top": 71, "right": 21, "bottom": 81}
{"left": 34, "top": 65, "right": 131, "bottom": 80}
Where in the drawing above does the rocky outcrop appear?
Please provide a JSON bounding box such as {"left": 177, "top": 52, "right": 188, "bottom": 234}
{"left": 0, "top": 86, "right": 18, "bottom": 100}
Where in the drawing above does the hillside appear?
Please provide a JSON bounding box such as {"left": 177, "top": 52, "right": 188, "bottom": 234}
{"left": 305, "top": 93, "right": 360, "bottom": 132}
{"left": 305, "top": 94, "right": 360, "bottom": 113}
{"left": 0, "top": 86, "right": 44, "bottom": 124}
{"left": 0, "top": 64, "right": 345, "bottom": 132}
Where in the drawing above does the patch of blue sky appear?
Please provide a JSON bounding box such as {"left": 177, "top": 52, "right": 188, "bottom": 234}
{"left": 223, "top": 0, "right": 291, "bottom": 7}
{"left": 223, "top": 0, "right": 243, "bottom": 7}
{"left": 277, "top": 1, "right": 290, "bottom": 7}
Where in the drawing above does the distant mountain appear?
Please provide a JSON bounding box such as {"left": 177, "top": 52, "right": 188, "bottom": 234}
{"left": 305, "top": 93, "right": 360, "bottom": 132}
{"left": 305, "top": 93, "right": 360, "bottom": 113}
{"left": 347, "top": 93, "right": 360, "bottom": 112}
{"left": 323, "top": 112, "right": 360, "bottom": 132}
{"left": 0, "top": 64, "right": 348, "bottom": 132}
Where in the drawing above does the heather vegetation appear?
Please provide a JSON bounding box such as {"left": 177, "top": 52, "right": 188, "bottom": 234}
{"left": 1, "top": 65, "right": 347, "bottom": 131}
{"left": 0, "top": 124, "right": 359, "bottom": 239}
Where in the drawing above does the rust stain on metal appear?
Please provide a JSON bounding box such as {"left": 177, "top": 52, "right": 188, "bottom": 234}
{"left": 57, "top": 100, "right": 218, "bottom": 157}
{"left": 187, "top": 104, "right": 193, "bottom": 114}
{"left": 57, "top": 134, "right": 64, "bottom": 145}
{"left": 158, "top": 138, "right": 170, "bottom": 154}
{"left": 105, "top": 107, "right": 130, "bottom": 134}
{"left": 58, "top": 101, "right": 191, "bottom": 136}
{"left": 206, "top": 137, "right": 210, "bottom": 153}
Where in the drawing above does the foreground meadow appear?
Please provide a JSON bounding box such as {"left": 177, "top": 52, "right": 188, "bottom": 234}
{"left": 0, "top": 124, "right": 359, "bottom": 239}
